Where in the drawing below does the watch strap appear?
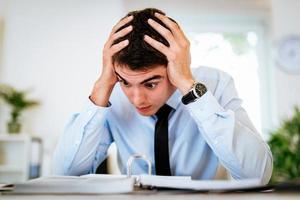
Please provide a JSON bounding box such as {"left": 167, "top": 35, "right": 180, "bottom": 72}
{"left": 181, "top": 82, "right": 207, "bottom": 105}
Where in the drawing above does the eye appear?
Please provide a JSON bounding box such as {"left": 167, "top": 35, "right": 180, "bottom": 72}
{"left": 144, "top": 82, "right": 158, "bottom": 89}
{"left": 119, "top": 80, "right": 130, "bottom": 87}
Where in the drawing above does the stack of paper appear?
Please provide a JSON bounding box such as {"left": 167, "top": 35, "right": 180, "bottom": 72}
{"left": 138, "top": 175, "right": 262, "bottom": 191}
{"left": 1, "top": 174, "right": 264, "bottom": 194}
{"left": 11, "top": 175, "right": 135, "bottom": 194}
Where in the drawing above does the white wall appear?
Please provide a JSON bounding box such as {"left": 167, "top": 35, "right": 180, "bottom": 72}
{"left": 0, "top": 18, "right": 3, "bottom": 71}
{"left": 0, "top": 0, "right": 6, "bottom": 80}
{"left": 123, "top": 0, "right": 270, "bottom": 15}
{"left": 270, "top": 0, "right": 300, "bottom": 121}
{"left": 0, "top": 0, "right": 124, "bottom": 175}
{"left": 123, "top": 0, "right": 270, "bottom": 31}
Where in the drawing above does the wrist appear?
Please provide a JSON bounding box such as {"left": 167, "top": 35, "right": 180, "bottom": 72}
{"left": 90, "top": 79, "right": 115, "bottom": 107}
{"left": 177, "top": 78, "right": 195, "bottom": 95}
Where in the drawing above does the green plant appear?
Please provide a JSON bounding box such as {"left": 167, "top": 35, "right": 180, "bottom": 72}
{"left": 268, "top": 106, "right": 300, "bottom": 183}
{"left": 0, "top": 83, "right": 39, "bottom": 133}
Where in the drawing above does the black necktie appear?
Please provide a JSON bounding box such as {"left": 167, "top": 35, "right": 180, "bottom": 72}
{"left": 154, "top": 104, "right": 173, "bottom": 176}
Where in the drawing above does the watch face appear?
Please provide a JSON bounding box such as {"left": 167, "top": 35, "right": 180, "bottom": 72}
{"left": 182, "top": 82, "right": 207, "bottom": 105}
{"left": 194, "top": 83, "right": 207, "bottom": 97}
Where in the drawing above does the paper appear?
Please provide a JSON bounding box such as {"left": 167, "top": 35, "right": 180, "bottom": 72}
{"left": 80, "top": 174, "right": 263, "bottom": 192}
{"left": 138, "top": 175, "right": 262, "bottom": 191}
{"left": 1, "top": 153, "right": 263, "bottom": 194}
{"left": 11, "top": 175, "right": 135, "bottom": 194}
{"left": 138, "top": 175, "right": 191, "bottom": 187}
{"left": 2, "top": 174, "right": 264, "bottom": 194}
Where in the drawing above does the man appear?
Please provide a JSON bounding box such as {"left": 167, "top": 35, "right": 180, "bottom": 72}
{"left": 53, "top": 8, "right": 273, "bottom": 184}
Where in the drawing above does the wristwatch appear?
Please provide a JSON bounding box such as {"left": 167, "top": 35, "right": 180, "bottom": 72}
{"left": 181, "top": 82, "right": 207, "bottom": 105}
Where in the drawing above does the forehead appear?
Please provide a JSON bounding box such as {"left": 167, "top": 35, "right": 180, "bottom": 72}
{"left": 115, "top": 65, "right": 166, "bottom": 81}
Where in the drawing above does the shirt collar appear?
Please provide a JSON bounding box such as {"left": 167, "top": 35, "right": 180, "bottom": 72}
{"left": 166, "top": 89, "right": 182, "bottom": 111}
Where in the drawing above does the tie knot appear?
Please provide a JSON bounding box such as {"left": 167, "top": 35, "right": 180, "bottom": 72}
{"left": 155, "top": 104, "right": 173, "bottom": 119}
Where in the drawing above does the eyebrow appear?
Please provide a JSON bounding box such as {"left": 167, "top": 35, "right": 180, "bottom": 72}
{"left": 115, "top": 72, "right": 163, "bottom": 85}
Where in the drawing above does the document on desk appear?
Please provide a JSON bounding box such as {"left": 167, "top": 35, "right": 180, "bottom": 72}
{"left": 4, "top": 154, "right": 263, "bottom": 194}
{"left": 11, "top": 175, "right": 135, "bottom": 194}
{"left": 91, "top": 175, "right": 263, "bottom": 192}
{"left": 5, "top": 174, "right": 263, "bottom": 194}
{"left": 138, "top": 175, "right": 262, "bottom": 191}
{"left": 124, "top": 154, "right": 263, "bottom": 191}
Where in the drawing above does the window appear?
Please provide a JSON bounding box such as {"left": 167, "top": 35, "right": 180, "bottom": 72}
{"left": 185, "top": 18, "right": 274, "bottom": 138}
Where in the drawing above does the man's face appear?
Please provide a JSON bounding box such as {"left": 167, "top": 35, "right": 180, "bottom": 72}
{"left": 115, "top": 65, "right": 176, "bottom": 116}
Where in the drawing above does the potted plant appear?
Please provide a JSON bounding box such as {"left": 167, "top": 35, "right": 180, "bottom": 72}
{"left": 0, "top": 84, "right": 39, "bottom": 134}
{"left": 268, "top": 106, "right": 300, "bottom": 183}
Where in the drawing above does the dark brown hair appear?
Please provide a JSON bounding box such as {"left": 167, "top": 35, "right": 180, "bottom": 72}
{"left": 112, "top": 8, "right": 174, "bottom": 70}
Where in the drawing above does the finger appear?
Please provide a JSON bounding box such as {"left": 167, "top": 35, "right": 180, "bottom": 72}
{"left": 111, "top": 25, "right": 132, "bottom": 41}
{"left": 110, "top": 15, "right": 133, "bottom": 36}
{"left": 144, "top": 35, "right": 170, "bottom": 56}
{"left": 148, "top": 18, "right": 175, "bottom": 45}
{"left": 110, "top": 39, "right": 129, "bottom": 55}
{"left": 105, "top": 25, "right": 132, "bottom": 49}
{"left": 154, "top": 12, "right": 187, "bottom": 42}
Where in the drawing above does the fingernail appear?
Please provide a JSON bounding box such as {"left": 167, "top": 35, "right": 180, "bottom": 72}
{"left": 148, "top": 18, "right": 153, "bottom": 24}
{"left": 128, "top": 15, "right": 133, "bottom": 19}
{"left": 127, "top": 25, "right": 132, "bottom": 30}
{"left": 154, "top": 12, "right": 160, "bottom": 16}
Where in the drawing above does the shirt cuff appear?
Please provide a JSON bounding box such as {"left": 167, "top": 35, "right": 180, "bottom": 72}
{"left": 88, "top": 95, "right": 111, "bottom": 108}
{"left": 71, "top": 97, "right": 112, "bottom": 132}
{"left": 185, "top": 90, "right": 225, "bottom": 122}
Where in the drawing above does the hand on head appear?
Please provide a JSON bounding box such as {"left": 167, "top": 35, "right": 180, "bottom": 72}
{"left": 144, "top": 12, "right": 194, "bottom": 95}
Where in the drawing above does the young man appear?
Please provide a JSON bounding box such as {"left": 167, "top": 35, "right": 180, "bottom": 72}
{"left": 53, "top": 8, "right": 273, "bottom": 184}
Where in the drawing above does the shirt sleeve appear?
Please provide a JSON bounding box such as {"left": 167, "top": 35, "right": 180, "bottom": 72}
{"left": 52, "top": 98, "right": 113, "bottom": 176}
{"left": 186, "top": 77, "right": 273, "bottom": 185}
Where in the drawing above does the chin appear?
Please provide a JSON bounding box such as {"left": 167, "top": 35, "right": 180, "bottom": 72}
{"left": 137, "top": 110, "right": 155, "bottom": 116}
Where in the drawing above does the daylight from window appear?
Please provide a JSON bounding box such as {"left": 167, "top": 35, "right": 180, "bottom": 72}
{"left": 188, "top": 32, "right": 262, "bottom": 132}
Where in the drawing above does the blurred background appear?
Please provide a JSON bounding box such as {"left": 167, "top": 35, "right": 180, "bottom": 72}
{"left": 0, "top": 0, "right": 299, "bottom": 183}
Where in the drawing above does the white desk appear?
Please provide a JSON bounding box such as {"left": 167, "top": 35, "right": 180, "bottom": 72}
{"left": 1, "top": 191, "right": 299, "bottom": 200}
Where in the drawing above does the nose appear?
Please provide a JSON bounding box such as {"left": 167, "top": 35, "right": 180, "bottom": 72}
{"left": 131, "top": 88, "right": 146, "bottom": 106}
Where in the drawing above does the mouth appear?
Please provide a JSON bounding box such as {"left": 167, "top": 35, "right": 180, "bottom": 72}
{"left": 136, "top": 105, "right": 152, "bottom": 112}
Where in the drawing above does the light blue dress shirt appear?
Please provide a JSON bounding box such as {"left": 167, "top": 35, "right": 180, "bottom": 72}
{"left": 53, "top": 66, "right": 273, "bottom": 185}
